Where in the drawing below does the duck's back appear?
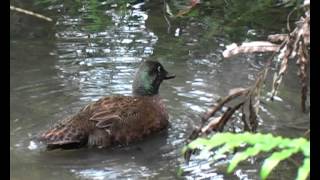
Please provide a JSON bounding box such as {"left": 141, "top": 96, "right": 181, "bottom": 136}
{"left": 39, "top": 95, "right": 169, "bottom": 149}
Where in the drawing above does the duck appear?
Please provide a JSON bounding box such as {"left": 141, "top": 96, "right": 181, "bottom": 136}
{"left": 38, "top": 60, "right": 175, "bottom": 149}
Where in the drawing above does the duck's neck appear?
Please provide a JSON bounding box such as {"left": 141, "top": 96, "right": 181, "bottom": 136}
{"left": 132, "top": 86, "right": 159, "bottom": 96}
{"left": 132, "top": 71, "right": 160, "bottom": 96}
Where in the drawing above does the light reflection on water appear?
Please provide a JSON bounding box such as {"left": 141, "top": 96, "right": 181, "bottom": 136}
{"left": 54, "top": 3, "right": 157, "bottom": 102}
{"left": 10, "top": 1, "right": 309, "bottom": 180}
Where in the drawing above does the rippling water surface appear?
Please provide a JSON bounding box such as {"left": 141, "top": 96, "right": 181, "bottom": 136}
{"left": 11, "top": 1, "right": 309, "bottom": 179}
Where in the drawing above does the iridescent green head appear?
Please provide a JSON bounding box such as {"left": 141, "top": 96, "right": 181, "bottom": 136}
{"left": 132, "top": 61, "right": 175, "bottom": 96}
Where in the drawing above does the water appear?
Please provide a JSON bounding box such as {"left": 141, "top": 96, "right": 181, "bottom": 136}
{"left": 10, "top": 0, "right": 309, "bottom": 179}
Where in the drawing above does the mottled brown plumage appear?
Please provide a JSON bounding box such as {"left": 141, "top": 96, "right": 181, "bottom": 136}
{"left": 38, "top": 61, "right": 175, "bottom": 149}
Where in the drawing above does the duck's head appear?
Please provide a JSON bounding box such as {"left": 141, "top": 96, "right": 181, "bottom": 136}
{"left": 132, "top": 61, "right": 175, "bottom": 96}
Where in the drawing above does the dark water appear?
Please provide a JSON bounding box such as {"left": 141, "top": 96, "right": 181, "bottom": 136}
{"left": 10, "top": 1, "right": 309, "bottom": 179}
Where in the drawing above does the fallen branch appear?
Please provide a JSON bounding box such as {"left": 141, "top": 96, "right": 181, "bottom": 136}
{"left": 223, "top": 41, "right": 281, "bottom": 58}
{"left": 268, "top": 34, "right": 288, "bottom": 43}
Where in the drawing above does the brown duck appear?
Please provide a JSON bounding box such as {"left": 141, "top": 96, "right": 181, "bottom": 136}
{"left": 38, "top": 61, "right": 175, "bottom": 149}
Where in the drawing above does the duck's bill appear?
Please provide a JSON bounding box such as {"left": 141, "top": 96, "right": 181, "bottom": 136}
{"left": 164, "top": 72, "right": 176, "bottom": 80}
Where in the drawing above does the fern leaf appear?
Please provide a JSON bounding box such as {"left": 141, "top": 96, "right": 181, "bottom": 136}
{"left": 213, "top": 141, "right": 242, "bottom": 160}
{"left": 260, "top": 148, "right": 298, "bottom": 179}
{"left": 187, "top": 138, "right": 211, "bottom": 150}
{"left": 182, "top": 133, "right": 310, "bottom": 180}
{"left": 187, "top": 134, "right": 227, "bottom": 151}
{"left": 296, "top": 158, "right": 310, "bottom": 180}
{"left": 227, "top": 145, "right": 261, "bottom": 173}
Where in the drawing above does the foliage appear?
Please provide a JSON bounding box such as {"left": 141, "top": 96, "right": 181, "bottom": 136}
{"left": 181, "top": 0, "right": 309, "bottom": 179}
{"left": 185, "top": 0, "right": 309, "bottom": 152}
{"left": 182, "top": 132, "right": 310, "bottom": 180}
{"left": 33, "top": 0, "right": 143, "bottom": 32}
{"left": 164, "top": 0, "right": 291, "bottom": 41}
{"left": 222, "top": 0, "right": 309, "bottom": 112}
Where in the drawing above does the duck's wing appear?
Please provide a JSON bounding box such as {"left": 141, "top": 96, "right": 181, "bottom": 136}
{"left": 37, "top": 97, "right": 116, "bottom": 148}
{"left": 89, "top": 96, "right": 158, "bottom": 134}
{"left": 87, "top": 96, "right": 152, "bottom": 145}
{"left": 38, "top": 114, "right": 89, "bottom": 149}
{"left": 88, "top": 96, "right": 145, "bottom": 128}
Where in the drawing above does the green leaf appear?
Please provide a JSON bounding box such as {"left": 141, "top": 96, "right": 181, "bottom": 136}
{"left": 243, "top": 132, "right": 270, "bottom": 144}
{"left": 181, "top": 146, "right": 189, "bottom": 155}
{"left": 196, "top": 133, "right": 233, "bottom": 150}
{"left": 289, "top": 138, "right": 308, "bottom": 149}
{"left": 187, "top": 138, "right": 210, "bottom": 149}
{"left": 213, "top": 140, "right": 244, "bottom": 160}
{"left": 187, "top": 9, "right": 199, "bottom": 17}
{"left": 258, "top": 138, "right": 281, "bottom": 151}
{"left": 296, "top": 158, "right": 310, "bottom": 180}
{"left": 227, "top": 145, "right": 261, "bottom": 173}
{"left": 177, "top": 167, "right": 184, "bottom": 177}
{"left": 182, "top": 132, "right": 310, "bottom": 180}
{"left": 260, "top": 149, "right": 297, "bottom": 179}
{"left": 301, "top": 141, "right": 310, "bottom": 157}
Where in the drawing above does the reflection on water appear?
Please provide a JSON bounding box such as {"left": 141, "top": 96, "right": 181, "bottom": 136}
{"left": 10, "top": 0, "right": 309, "bottom": 180}
{"left": 54, "top": 2, "right": 157, "bottom": 102}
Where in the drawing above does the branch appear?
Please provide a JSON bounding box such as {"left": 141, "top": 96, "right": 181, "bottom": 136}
{"left": 201, "top": 88, "right": 250, "bottom": 123}
{"left": 268, "top": 34, "right": 288, "bottom": 43}
{"left": 223, "top": 41, "right": 281, "bottom": 58}
{"left": 10, "top": 5, "right": 53, "bottom": 22}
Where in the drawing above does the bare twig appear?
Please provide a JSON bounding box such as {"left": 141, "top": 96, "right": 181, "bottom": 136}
{"left": 201, "top": 116, "right": 222, "bottom": 134}
{"left": 10, "top": 5, "right": 53, "bottom": 22}
{"left": 216, "top": 102, "right": 245, "bottom": 132}
{"left": 201, "top": 88, "right": 250, "bottom": 123}
{"left": 248, "top": 96, "right": 258, "bottom": 132}
{"left": 270, "top": 36, "right": 292, "bottom": 100}
{"left": 241, "top": 106, "right": 250, "bottom": 131}
{"left": 287, "top": 7, "right": 298, "bottom": 32}
{"left": 297, "top": 40, "right": 309, "bottom": 112}
{"left": 163, "top": 0, "right": 172, "bottom": 33}
{"left": 199, "top": 101, "right": 245, "bottom": 136}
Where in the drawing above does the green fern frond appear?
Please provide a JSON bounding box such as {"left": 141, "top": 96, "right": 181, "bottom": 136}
{"left": 296, "top": 158, "right": 310, "bottom": 180}
{"left": 260, "top": 148, "right": 298, "bottom": 179}
{"left": 183, "top": 132, "right": 310, "bottom": 180}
